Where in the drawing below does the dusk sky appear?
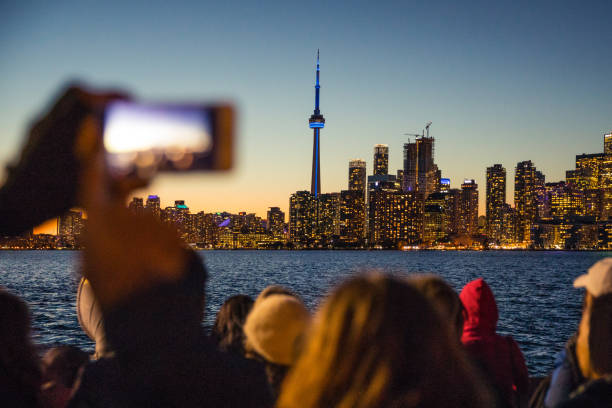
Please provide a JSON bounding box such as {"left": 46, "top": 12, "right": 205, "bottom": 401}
{"left": 1, "top": 1, "right": 611, "bottom": 234}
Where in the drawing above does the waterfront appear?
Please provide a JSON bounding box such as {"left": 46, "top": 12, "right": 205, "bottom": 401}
{"left": 1, "top": 250, "right": 608, "bottom": 376}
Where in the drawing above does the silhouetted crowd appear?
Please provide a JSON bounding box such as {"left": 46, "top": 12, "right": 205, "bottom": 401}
{"left": 1, "top": 86, "right": 611, "bottom": 407}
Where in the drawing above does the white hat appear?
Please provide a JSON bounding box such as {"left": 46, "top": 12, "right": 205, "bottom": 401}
{"left": 243, "top": 294, "right": 310, "bottom": 366}
{"left": 573, "top": 258, "right": 612, "bottom": 297}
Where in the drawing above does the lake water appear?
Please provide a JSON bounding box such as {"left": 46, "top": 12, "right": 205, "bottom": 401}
{"left": 1, "top": 250, "right": 608, "bottom": 376}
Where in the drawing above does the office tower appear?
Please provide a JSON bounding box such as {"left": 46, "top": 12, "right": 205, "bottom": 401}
{"left": 566, "top": 153, "right": 603, "bottom": 219}
{"left": 317, "top": 192, "right": 340, "bottom": 242}
{"left": 373, "top": 144, "right": 389, "bottom": 175}
{"left": 368, "top": 182, "right": 422, "bottom": 247}
{"left": 289, "top": 191, "right": 317, "bottom": 245}
{"left": 446, "top": 188, "right": 462, "bottom": 235}
{"left": 515, "top": 160, "right": 538, "bottom": 244}
{"left": 348, "top": 159, "right": 366, "bottom": 194}
{"left": 267, "top": 207, "right": 285, "bottom": 238}
{"left": 502, "top": 204, "right": 517, "bottom": 245}
{"left": 440, "top": 178, "right": 451, "bottom": 193}
{"left": 128, "top": 197, "right": 144, "bottom": 215}
{"left": 145, "top": 195, "right": 161, "bottom": 219}
{"left": 308, "top": 50, "right": 325, "bottom": 197}
{"left": 338, "top": 190, "right": 366, "bottom": 245}
{"left": 396, "top": 170, "right": 404, "bottom": 191}
{"left": 423, "top": 192, "right": 449, "bottom": 244}
{"left": 402, "top": 136, "right": 437, "bottom": 196}
{"left": 459, "top": 180, "right": 478, "bottom": 235}
{"left": 486, "top": 164, "right": 506, "bottom": 242}
{"left": 605, "top": 131, "right": 612, "bottom": 155}
{"left": 546, "top": 182, "right": 585, "bottom": 220}
{"left": 58, "top": 210, "right": 83, "bottom": 237}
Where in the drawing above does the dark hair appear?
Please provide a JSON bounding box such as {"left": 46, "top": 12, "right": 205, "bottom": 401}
{"left": 0, "top": 288, "right": 42, "bottom": 405}
{"left": 212, "top": 294, "right": 254, "bottom": 355}
{"left": 409, "top": 275, "right": 464, "bottom": 341}
{"left": 42, "top": 345, "right": 89, "bottom": 388}
{"left": 588, "top": 292, "right": 612, "bottom": 375}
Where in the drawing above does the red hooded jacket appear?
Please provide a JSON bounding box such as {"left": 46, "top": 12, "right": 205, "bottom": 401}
{"left": 460, "top": 278, "right": 529, "bottom": 407}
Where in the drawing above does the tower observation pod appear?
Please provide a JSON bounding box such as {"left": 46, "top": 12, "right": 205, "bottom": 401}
{"left": 309, "top": 49, "right": 325, "bottom": 197}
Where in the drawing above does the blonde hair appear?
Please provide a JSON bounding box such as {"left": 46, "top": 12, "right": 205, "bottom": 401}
{"left": 277, "top": 273, "right": 492, "bottom": 408}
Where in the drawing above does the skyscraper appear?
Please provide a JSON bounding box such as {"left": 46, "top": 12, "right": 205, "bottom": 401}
{"left": 403, "top": 136, "right": 437, "bottom": 196}
{"left": 605, "top": 131, "right": 612, "bottom": 155}
{"left": 348, "top": 159, "right": 366, "bottom": 194}
{"left": 267, "top": 207, "right": 285, "bottom": 238}
{"left": 145, "top": 195, "right": 161, "bottom": 219}
{"left": 515, "top": 160, "right": 538, "bottom": 245}
{"left": 309, "top": 50, "right": 325, "bottom": 197}
{"left": 339, "top": 190, "right": 366, "bottom": 246}
{"left": 128, "top": 197, "right": 144, "bottom": 215}
{"left": 373, "top": 144, "right": 389, "bottom": 175}
{"left": 486, "top": 164, "right": 506, "bottom": 242}
{"left": 460, "top": 180, "right": 479, "bottom": 235}
{"left": 289, "top": 191, "right": 316, "bottom": 246}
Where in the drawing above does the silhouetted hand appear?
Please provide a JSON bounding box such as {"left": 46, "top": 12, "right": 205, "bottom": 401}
{"left": 77, "top": 114, "right": 188, "bottom": 310}
{"left": 0, "top": 84, "right": 126, "bottom": 234}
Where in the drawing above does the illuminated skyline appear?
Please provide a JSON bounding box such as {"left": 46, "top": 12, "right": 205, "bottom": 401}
{"left": 3, "top": 1, "right": 612, "bottom": 233}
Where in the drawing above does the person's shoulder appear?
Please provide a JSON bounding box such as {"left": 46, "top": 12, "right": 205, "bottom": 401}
{"left": 559, "top": 375, "right": 612, "bottom": 408}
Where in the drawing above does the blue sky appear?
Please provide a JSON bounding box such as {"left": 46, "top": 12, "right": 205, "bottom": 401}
{"left": 1, "top": 0, "right": 611, "bottom": 221}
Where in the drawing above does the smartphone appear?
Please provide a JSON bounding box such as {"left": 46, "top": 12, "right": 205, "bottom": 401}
{"left": 103, "top": 101, "right": 233, "bottom": 176}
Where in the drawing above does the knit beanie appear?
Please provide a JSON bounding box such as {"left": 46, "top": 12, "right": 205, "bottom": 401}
{"left": 243, "top": 294, "right": 310, "bottom": 366}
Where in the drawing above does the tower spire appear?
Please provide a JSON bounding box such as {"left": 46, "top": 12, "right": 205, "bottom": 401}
{"left": 314, "top": 49, "right": 320, "bottom": 115}
{"left": 309, "top": 49, "right": 325, "bottom": 197}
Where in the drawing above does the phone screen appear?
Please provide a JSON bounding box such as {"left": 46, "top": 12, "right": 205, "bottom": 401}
{"left": 103, "top": 101, "right": 215, "bottom": 175}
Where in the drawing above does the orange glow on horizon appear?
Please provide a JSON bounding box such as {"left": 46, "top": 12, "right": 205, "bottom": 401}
{"left": 33, "top": 218, "right": 58, "bottom": 235}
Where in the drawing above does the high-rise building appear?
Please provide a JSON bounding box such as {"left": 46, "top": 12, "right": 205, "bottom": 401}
{"left": 145, "top": 195, "right": 161, "bottom": 219}
{"left": 308, "top": 50, "right": 325, "bottom": 197}
{"left": 459, "top": 180, "right": 478, "bottom": 235}
{"left": 368, "top": 182, "right": 421, "bottom": 247}
{"left": 402, "top": 136, "right": 437, "bottom": 197}
{"left": 605, "top": 131, "right": 612, "bottom": 155}
{"left": 58, "top": 210, "right": 84, "bottom": 237}
{"left": 338, "top": 190, "right": 366, "bottom": 245}
{"left": 447, "top": 188, "right": 462, "bottom": 235}
{"left": 547, "top": 182, "right": 585, "bottom": 220}
{"left": 289, "top": 191, "right": 317, "bottom": 245}
{"left": 128, "top": 197, "right": 144, "bottom": 215}
{"left": 486, "top": 164, "right": 506, "bottom": 242}
{"left": 373, "top": 144, "right": 389, "bottom": 175}
{"left": 267, "top": 207, "right": 285, "bottom": 238}
{"left": 515, "top": 161, "right": 538, "bottom": 244}
{"left": 348, "top": 159, "right": 366, "bottom": 195}
{"left": 423, "top": 192, "right": 449, "bottom": 244}
{"left": 317, "top": 193, "right": 340, "bottom": 243}
{"left": 502, "top": 204, "right": 517, "bottom": 245}
{"left": 439, "top": 178, "right": 451, "bottom": 193}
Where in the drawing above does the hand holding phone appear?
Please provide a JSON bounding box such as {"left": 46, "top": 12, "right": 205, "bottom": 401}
{"left": 103, "top": 101, "right": 234, "bottom": 177}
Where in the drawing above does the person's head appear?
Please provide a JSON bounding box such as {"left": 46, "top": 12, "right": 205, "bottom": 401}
{"left": 211, "top": 294, "right": 254, "bottom": 355}
{"left": 243, "top": 293, "right": 310, "bottom": 398}
{"left": 410, "top": 274, "right": 464, "bottom": 341}
{"left": 255, "top": 285, "right": 299, "bottom": 305}
{"left": 0, "top": 287, "right": 42, "bottom": 405}
{"left": 277, "top": 273, "right": 493, "bottom": 408}
{"left": 459, "top": 278, "right": 498, "bottom": 338}
{"left": 573, "top": 258, "right": 612, "bottom": 378}
{"left": 40, "top": 345, "right": 89, "bottom": 408}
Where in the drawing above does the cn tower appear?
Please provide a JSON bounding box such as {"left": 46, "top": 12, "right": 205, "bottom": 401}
{"left": 309, "top": 49, "right": 325, "bottom": 197}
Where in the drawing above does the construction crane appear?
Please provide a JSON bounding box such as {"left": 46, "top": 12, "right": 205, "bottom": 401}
{"left": 425, "top": 121, "right": 432, "bottom": 138}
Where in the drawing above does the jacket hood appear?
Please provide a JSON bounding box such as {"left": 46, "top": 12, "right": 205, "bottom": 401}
{"left": 459, "top": 278, "right": 498, "bottom": 338}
